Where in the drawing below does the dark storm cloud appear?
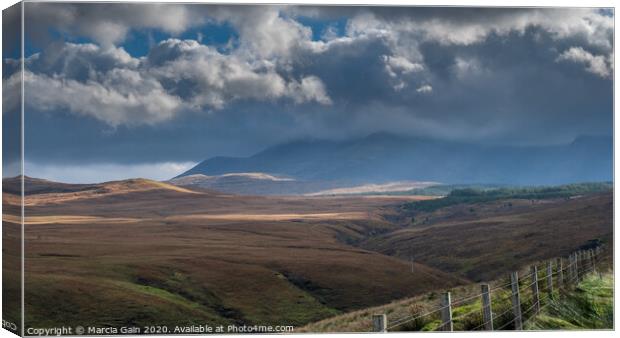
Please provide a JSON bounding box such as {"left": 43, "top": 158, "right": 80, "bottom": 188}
{"left": 11, "top": 3, "right": 613, "bottom": 176}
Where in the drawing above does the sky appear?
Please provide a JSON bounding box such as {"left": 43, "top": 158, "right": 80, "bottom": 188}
{"left": 1, "top": 3, "right": 614, "bottom": 183}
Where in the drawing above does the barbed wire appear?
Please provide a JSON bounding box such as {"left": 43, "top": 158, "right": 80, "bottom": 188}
{"left": 495, "top": 316, "right": 517, "bottom": 330}
{"left": 492, "top": 306, "right": 515, "bottom": 320}
{"left": 433, "top": 320, "right": 451, "bottom": 332}
{"left": 379, "top": 250, "right": 604, "bottom": 332}
{"left": 470, "top": 319, "right": 491, "bottom": 331}
{"left": 387, "top": 304, "right": 449, "bottom": 329}
{"left": 489, "top": 280, "right": 514, "bottom": 292}
{"left": 451, "top": 292, "right": 485, "bottom": 306}
{"left": 451, "top": 307, "right": 482, "bottom": 321}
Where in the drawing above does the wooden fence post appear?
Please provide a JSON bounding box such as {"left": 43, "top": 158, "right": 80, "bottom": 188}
{"left": 372, "top": 314, "right": 387, "bottom": 332}
{"left": 557, "top": 257, "right": 564, "bottom": 289}
{"left": 546, "top": 261, "right": 553, "bottom": 298}
{"left": 440, "top": 292, "right": 453, "bottom": 331}
{"left": 590, "top": 249, "right": 596, "bottom": 273}
{"left": 567, "top": 254, "right": 573, "bottom": 283}
{"left": 481, "top": 284, "right": 493, "bottom": 330}
{"left": 573, "top": 253, "right": 580, "bottom": 282}
{"left": 510, "top": 272, "right": 523, "bottom": 330}
{"left": 530, "top": 265, "right": 540, "bottom": 314}
{"left": 577, "top": 250, "right": 583, "bottom": 282}
{"left": 582, "top": 251, "right": 588, "bottom": 275}
{"left": 574, "top": 253, "right": 579, "bottom": 282}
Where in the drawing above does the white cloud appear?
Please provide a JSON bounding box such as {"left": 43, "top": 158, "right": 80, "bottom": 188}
{"left": 383, "top": 55, "right": 424, "bottom": 77}
{"left": 210, "top": 6, "right": 316, "bottom": 59}
{"left": 26, "top": 3, "right": 205, "bottom": 47}
{"left": 416, "top": 85, "right": 433, "bottom": 93}
{"left": 25, "top": 161, "right": 197, "bottom": 183}
{"left": 20, "top": 39, "right": 333, "bottom": 126}
{"left": 20, "top": 70, "right": 182, "bottom": 127}
{"left": 148, "top": 39, "right": 331, "bottom": 109}
{"left": 345, "top": 8, "right": 613, "bottom": 78}
{"left": 287, "top": 76, "right": 332, "bottom": 105}
{"left": 381, "top": 55, "right": 424, "bottom": 91}
{"left": 556, "top": 46, "right": 612, "bottom": 78}
{"left": 18, "top": 5, "right": 613, "bottom": 128}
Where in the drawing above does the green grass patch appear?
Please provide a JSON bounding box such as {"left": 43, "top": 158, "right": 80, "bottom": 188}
{"left": 525, "top": 273, "right": 613, "bottom": 330}
{"left": 404, "top": 182, "right": 612, "bottom": 213}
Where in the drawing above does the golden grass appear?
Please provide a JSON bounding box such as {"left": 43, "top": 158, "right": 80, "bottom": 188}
{"left": 23, "top": 215, "right": 141, "bottom": 225}
{"left": 166, "top": 212, "right": 368, "bottom": 221}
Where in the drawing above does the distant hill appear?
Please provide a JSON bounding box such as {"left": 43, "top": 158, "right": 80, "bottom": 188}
{"left": 168, "top": 173, "right": 335, "bottom": 195}
{"left": 169, "top": 173, "right": 437, "bottom": 196}
{"left": 178, "top": 133, "right": 612, "bottom": 186}
{"left": 3, "top": 176, "right": 202, "bottom": 201}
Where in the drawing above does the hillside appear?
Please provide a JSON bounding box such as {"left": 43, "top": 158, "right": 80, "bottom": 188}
{"left": 299, "top": 256, "right": 613, "bottom": 332}
{"left": 5, "top": 177, "right": 612, "bottom": 331}
{"left": 178, "top": 133, "right": 612, "bottom": 186}
{"left": 362, "top": 192, "right": 612, "bottom": 281}
{"left": 10, "top": 177, "right": 461, "bottom": 330}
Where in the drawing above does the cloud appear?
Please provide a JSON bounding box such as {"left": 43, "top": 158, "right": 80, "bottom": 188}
{"left": 209, "top": 6, "right": 318, "bottom": 59}
{"left": 383, "top": 55, "right": 424, "bottom": 76}
{"left": 18, "top": 39, "right": 332, "bottom": 126}
{"left": 25, "top": 3, "right": 206, "bottom": 47}
{"left": 21, "top": 70, "right": 182, "bottom": 127}
{"left": 556, "top": 47, "right": 612, "bottom": 78}
{"left": 13, "top": 4, "right": 614, "bottom": 164}
{"left": 343, "top": 7, "right": 613, "bottom": 77}
{"left": 416, "top": 85, "right": 433, "bottom": 93}
{"left": 287, "top": 76, "right": 332, "bottom": 105}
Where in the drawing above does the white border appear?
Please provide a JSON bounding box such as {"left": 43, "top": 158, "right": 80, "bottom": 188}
{"left": 0, "top": 1, "right": 616, "bottom": 338}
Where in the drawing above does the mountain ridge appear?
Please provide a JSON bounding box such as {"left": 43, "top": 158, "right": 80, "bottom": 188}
{"left": 178, "top": 133, "right": 613, "bottom": 185}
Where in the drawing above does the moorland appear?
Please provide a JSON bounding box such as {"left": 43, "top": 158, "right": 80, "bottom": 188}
{"left": 1, "top": 176, "right": 613, "bottom": 331}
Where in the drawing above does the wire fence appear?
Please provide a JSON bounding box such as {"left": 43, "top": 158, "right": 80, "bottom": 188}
{"left": 373, "top": 246, "right": 606, "bottom": 332}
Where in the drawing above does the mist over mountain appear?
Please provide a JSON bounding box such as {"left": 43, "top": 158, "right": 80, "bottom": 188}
{"left": 177, "top": 133, "right": 612, "bottom": 186}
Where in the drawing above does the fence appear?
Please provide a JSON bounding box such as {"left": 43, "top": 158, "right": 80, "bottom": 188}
{"left": 372, "top": 246, "right": 605, "bottom": 332}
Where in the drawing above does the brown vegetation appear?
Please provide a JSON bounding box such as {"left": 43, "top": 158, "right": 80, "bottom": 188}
{"left": 1, "top": 177, "right": 612, "bottom": 332}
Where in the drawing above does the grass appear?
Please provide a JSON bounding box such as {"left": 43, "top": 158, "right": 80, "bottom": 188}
{"left": 2, "top": 220, "right": 22, "bottom": 335}
{"left": 403, "top": 182, "right": 612, "bottom": 213}
{"left": 300, "top": 268, "right": 613, "bottom": 332}
{"left": 525, "top": 272, "right": 613, "bottom": 330}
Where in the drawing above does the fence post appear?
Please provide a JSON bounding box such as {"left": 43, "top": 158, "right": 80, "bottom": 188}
{"left": 574, "top": 253, "right": 580, "bottom": 282}
{"left": 578, "top": 251, "right": 584, "bottom": 279}
{"left": 530, "top": 265, "right": 540, "bottom": 314}
{"left": 582, "top": 251, "right": 587, "bottom": 276}
{"left": 567, "top": 255, "right": 572, "bottom": 284}
{"left": 440, "top": 292, "right": 453, "bottom": 331}
{"left": 372, "top": 314, "right": 387, "bottom": 332}
{"left": 510, "top": 272, "right": 523, "bottom": 330}
{"left": 546, "top": 261, "right": 553, "bottom": 298}
{"left": 481, "top": 284, "right": 493, "bottom": 330}
{"left": 573, "top": 253, "right": 579, "bottom": 282}
{"left": 557, "top": 257, "right": 564, "bottom": 289}
{"left": 590, "top": 249, "right": 596, "bottom": 273}
{"left": 567, "top": 254, "right": 572, "bottom": 283}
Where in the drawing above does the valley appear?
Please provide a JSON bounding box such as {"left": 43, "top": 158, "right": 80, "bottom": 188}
{"left": 2, "top": 176, "right": 613, "bottom": 332}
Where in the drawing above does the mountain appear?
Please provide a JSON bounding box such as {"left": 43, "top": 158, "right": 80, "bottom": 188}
{"left": 177, "top": 133, "right": 613, "bottom": 186}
